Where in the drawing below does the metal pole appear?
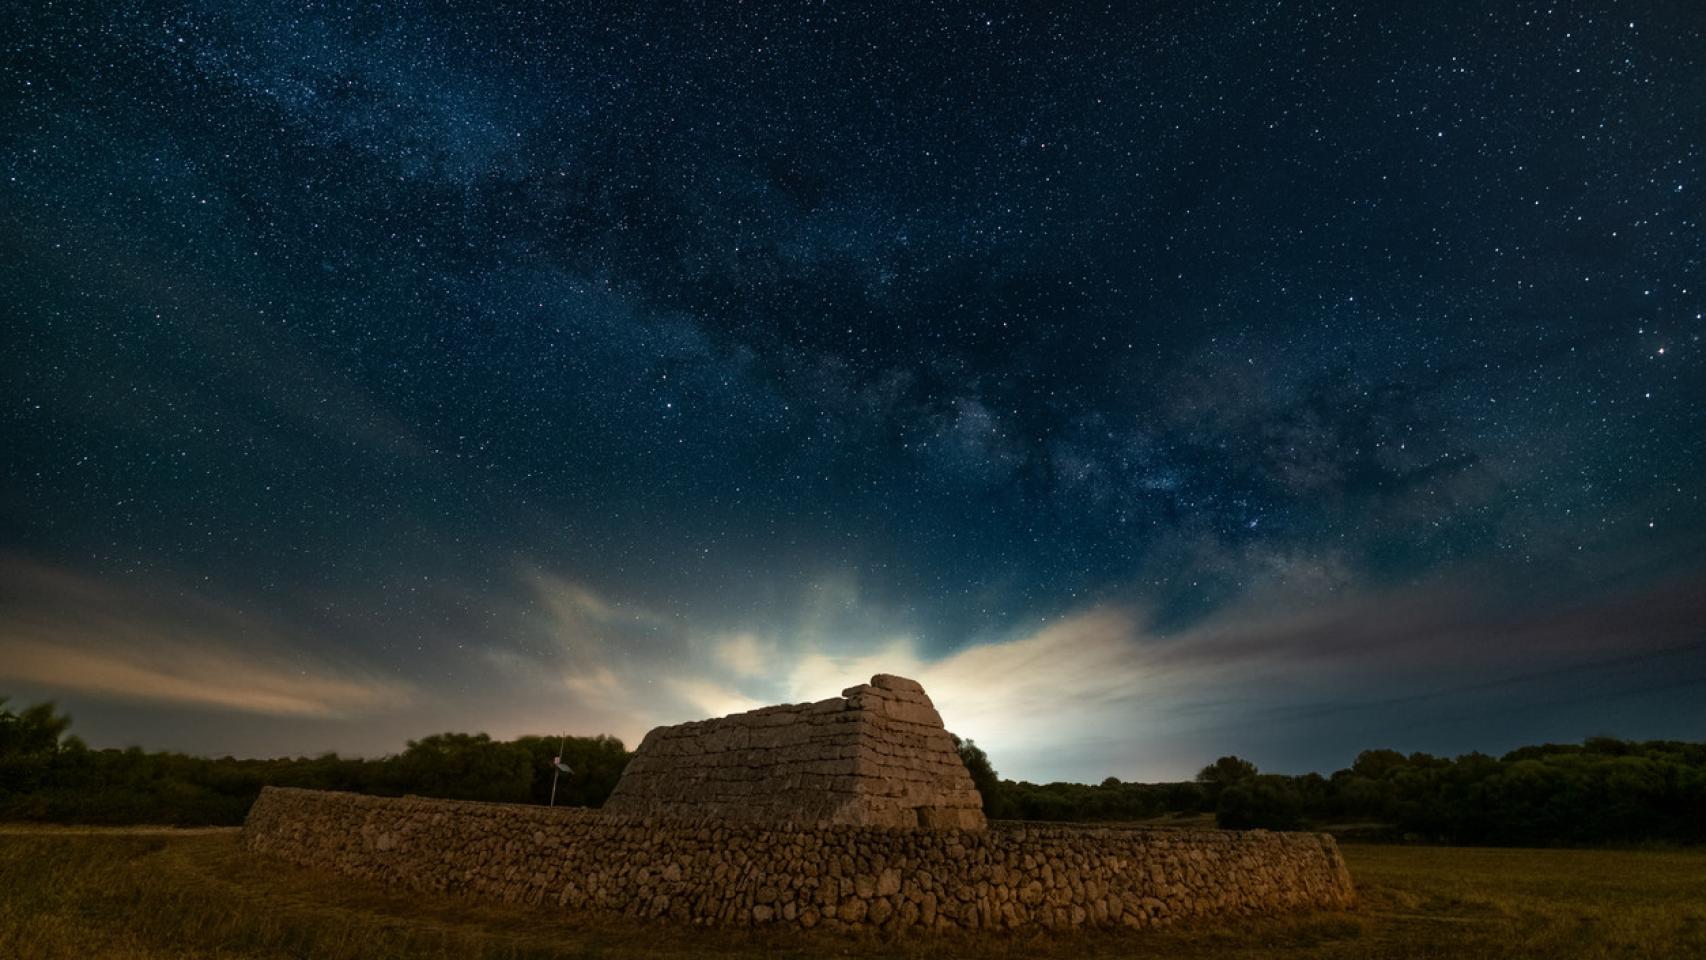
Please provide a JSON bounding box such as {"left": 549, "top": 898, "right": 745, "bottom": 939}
{"left": 549, "top": 734, "right": 565, "bottom": 807}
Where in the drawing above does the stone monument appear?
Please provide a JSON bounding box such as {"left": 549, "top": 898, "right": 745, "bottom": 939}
{"left": 601, "top": 673, "right": 987, "bottom": 829}
{"left": 242, "top": 670, "right": 1359, "bottom": 929}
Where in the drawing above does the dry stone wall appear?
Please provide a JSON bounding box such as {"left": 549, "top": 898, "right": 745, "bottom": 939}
{"left": 604, "top": 673, "right": 985, "bottom": 829}
{"left": 243, "top": 787, "right": 1356, "bottom": 933}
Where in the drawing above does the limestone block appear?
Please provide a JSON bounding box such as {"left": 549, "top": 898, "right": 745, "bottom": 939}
{"left": 604, "top": 674, "right": 985, "bottom": 830}
{"left": 875, "top": 867, "right": 902, "bottom": 897}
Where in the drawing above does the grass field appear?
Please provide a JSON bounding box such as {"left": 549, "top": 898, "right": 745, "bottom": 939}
{"left": 2, "top": 826, "right": 1703, "bottom": 959}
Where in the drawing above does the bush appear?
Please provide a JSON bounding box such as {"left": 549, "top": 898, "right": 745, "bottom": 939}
{"left": 1217, "top": 775, "right": 1305, "bottom": 830}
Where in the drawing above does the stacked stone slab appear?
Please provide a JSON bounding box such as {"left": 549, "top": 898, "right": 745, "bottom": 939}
{"left": 243, "top": 788, "right": 1357, "bottom": 931}
{"left": 602, "top": 674, "right": 986, "bottom": 830}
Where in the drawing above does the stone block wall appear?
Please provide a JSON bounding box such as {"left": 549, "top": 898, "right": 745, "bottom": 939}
{"left": 604, "top": 673, "right": 985, "bottom": 829}
{"left": 243, "top": 787, "right": 1355, "bottom": 932}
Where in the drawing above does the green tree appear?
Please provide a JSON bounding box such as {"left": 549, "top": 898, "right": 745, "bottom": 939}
{"left": 1350, "top": 748, "right": 1409, "bottom": 780}
{"left": 387, "top": 733, "right": 533, "bottom": 803}
{"left": 1217, "top": 775, "right": 1305, "bottom": 830}
{"left": 0, "top": 697, "right": 73, "bottom": 757}
{"left": 954, "top": 736, "right": 1009, "bottom": 818}
{"left": 1195, "top": 755, "right": 1258, "bottom": 807}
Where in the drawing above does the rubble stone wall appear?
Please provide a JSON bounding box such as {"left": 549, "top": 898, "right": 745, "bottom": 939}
{"left": 243, "top": 787, "right": 1356, "bottom": 932}
{"left": 603, "top": 673, "right": 986, "bottom": 829}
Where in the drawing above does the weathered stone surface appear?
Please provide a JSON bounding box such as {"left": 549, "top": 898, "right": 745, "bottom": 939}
{"left": 602, "top": 674, "right": 986, "bottom": 830}
{"left": 244, "top": 787, "right": 1357, "bottom": 934}
{"left": 871, "top": 674, "right": 927, "bottom": 695}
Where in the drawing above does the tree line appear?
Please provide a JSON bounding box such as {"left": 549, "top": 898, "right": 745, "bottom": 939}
{"left": 957, "top": 737, "right": 1706, "bottom": 845}
{"left": 0, "top": 697, "right": 628, "bottom": 825}
{"left": 4, "top": 696, "right": 1702, "bottom": 844}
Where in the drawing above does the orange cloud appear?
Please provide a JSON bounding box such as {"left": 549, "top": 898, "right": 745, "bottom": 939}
{"left": 0, "top": 556, "right": 415, "bottom": 719}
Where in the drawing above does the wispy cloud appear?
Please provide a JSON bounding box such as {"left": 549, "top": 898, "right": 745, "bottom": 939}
{"left": 13, "top": 548, "right": 1696, "bottom": 775}
{"left": 487, "top": 570, "right": 1176, "bottom": 777}
{"left": 0, "top": 556, "right": 415, "bottom": 719}
{"left": 482, "top": 560, "right": 1706, "bottom": 781}
{"left": 0, "top": 639, "right": 412, "bottom": 718}
{"left": 665, "top": 677, "right": 767, "bottom": 719}
{"left": 714, "top": 632, "right": 772, "bottom": 678}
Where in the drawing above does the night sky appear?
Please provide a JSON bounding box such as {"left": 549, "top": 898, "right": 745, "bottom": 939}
{"left": 4, "top": 1, "right": 1704, "bottom": 782}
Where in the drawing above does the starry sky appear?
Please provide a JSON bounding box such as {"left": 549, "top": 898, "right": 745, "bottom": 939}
{"left": 3, "top": 1, "right": 1704, "bottom": 782}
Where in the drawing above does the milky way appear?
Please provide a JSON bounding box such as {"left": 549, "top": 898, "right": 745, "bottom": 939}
{"left": 3, "top": 1, "right": 1703, "bottom": 779}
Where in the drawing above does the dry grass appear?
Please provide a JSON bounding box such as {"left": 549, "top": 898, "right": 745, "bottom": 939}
{"left": 2, "top": 826, "right": 1703, "bottom": 959}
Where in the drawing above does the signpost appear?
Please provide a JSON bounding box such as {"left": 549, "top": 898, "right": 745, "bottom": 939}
{"left": 549, "top": 735, "right": 573, "bottom": 807}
